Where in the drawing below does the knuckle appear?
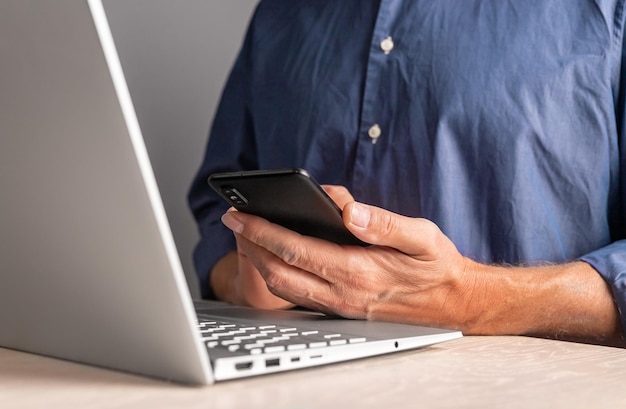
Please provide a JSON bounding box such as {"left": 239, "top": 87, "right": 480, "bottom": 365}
{"left": 264, "top": 272, "right": 285, "bottom": 295}
{"left": 373, "top": 211, "right": 400, "bottom": 239}
{"left": 278, "top": 241, "right": 307, "bottom": 267}
{"left": 262, "top": 268, "right": 285, "bottom": 290}
{"left": 265, "top": 284, "right": 284, "bottom": 299}
{"left": 331, "top": 277, "right": 366, "bottom": 318}
{"left": 419, "top": 218, "right": 443, "bottom": 244}
{"left": 298, "top": 284, "right": 316, "bottom": 301}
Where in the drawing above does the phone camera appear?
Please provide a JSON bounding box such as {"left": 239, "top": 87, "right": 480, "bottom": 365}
{"left": 221, "top": 186, "right": 248, "bottom": 207}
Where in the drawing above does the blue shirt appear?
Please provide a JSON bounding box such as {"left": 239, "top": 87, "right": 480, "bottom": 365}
{"left": 189, "top": 0, "right": 626, "bottom": 333}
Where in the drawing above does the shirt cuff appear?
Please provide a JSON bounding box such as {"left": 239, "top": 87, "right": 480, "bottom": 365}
{"left": 578, "top": 240, "right": 626, "bottom": 336}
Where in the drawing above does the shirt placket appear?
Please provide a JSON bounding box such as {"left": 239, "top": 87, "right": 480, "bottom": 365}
{"left": 352, "top": 0, "right": 400, "bottom": 199}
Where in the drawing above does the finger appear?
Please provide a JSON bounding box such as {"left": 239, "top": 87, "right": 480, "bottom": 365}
{"left": 221, "top": 210, "right": 350, "bottom": 283}
{"left": 234, "top": 238, "right": 295, "bottom": 309}
{"left": 343, "top": 201, "right": 445, "bottom": 258}
{"left": 321, "top": 185, "right": 354, "bottom": 210}
{"left": 235, "top": 233, "right": 335, "bottom": 313}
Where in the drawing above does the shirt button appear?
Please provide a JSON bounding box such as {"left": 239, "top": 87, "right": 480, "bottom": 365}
{"left": 368, "top": 124, "right": 382, "bottom": 143}
{"left": 380, "top": 36, "right": 394, "bottom": 54}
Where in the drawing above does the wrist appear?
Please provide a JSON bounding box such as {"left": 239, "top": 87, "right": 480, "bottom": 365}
{"left": 454, "top": 257, "right": 493, "bottom": 333}
{"left": 459, "top": 259, "right": 555, "bottom": 335}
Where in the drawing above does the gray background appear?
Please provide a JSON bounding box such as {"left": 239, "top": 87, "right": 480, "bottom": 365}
{"left": 104, "top": 0, "right": 259, "bottom": 297}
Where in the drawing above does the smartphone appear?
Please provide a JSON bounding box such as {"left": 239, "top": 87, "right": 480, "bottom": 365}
{"left": 208, "top": 168, "right": 366, "bottom": 246}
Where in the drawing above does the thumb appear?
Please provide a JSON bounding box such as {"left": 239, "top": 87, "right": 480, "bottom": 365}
{"left": 343, "top": 201, "right": 442, "bottom": 256}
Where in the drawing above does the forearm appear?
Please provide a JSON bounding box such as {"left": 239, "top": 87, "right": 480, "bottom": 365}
{"left": 465, "top": 260, "right": 625, "bottom": 346}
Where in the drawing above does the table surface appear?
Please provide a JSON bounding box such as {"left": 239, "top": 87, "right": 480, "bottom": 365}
{"left": 2, "top": 336, "right": 625, "bottom": 409}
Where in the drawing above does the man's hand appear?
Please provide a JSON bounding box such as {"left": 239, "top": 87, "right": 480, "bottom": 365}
{"left": 220, "top": 190, "right": 479, "bottom": 329}
{"left": 220, "top": 186, "right": 624, "bottom": 345}
{"left": 209, "top": 245, "right": 294, "bottom": 310}
{"left": 209, "top": 185, "right": 361, "bottom": 311}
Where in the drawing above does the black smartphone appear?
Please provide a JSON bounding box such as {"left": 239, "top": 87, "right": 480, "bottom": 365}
{"left": 208, "top": 168, "right": 366, "bottom": 246}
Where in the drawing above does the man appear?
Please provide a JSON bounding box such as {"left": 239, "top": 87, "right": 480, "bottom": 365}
{"left": 189, "top": 0, "right": 626, "bottom": 346}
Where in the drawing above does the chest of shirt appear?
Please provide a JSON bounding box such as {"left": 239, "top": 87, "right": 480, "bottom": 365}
{"left": 249, "top": 0, "right": 619, "bottom": 143}
{"left": 247, "top": 0, "right": 623, "bottom": 216}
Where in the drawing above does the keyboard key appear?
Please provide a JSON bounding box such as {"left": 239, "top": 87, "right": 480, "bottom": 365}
{"left": 244, "top": 343, "right": 264, "bottom": 350}
{"left": 264, "top": 346, "right": 286, "bottom": 353}
{"left": 234, "top": 335, "right": 256, "bottom": 341}
{"left": 201, "top": 335, "right": 218, "bottom": 341}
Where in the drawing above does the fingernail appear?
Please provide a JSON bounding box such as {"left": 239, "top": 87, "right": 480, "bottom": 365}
{"left": 221, "top": 212, "right": 244, "bottom": 234}
{"left": 349, "top": 202, "right": 370, "bottom": 228}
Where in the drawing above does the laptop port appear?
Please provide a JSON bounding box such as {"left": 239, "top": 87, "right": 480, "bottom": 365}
{"left": 265, "top": 358, "right": 280, "bottom": 368}
{"left": 235, "top": 361, "right": 253, "bottom": 371}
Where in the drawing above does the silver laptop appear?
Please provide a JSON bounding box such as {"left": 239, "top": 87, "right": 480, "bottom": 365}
{"left": 0, "top": 0, "right": 461, "bottom": 384}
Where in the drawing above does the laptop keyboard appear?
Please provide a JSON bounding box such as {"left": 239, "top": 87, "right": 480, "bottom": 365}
{"left": 197, "top": 316, "right": 367, "bottom": 356}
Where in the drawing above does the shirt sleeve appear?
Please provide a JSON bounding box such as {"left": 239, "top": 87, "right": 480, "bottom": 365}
{"left": 579, "top": 243, "right": 626, "bottom": 334}
{"left": 187, "top": 13, "right": 258, "bottom": 299}
{"left": 578, "top": 25, "right": 626, "bottom": 335}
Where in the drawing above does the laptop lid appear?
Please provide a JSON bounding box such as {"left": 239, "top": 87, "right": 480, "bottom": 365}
{"left": 0, "top": 0, "right": 212, "bottom": 384}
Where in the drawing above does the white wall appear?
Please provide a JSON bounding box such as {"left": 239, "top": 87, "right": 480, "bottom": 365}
{"left": 104, "top": 0, "right": 259, "bottom": 297}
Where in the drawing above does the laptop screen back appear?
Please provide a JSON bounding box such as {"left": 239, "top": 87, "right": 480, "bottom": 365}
{"left": 0, "top": 0, "right": 211, "bottom": 384}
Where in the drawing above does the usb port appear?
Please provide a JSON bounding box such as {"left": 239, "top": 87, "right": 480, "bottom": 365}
{"left": 265, "top": 358, "right": 280, "bottom": 368}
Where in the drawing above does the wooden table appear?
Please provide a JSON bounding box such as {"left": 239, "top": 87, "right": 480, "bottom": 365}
{"left": 2, "top": 336, "right": 625, "bottom": 408}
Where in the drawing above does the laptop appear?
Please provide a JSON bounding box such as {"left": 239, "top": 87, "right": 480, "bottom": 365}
{"left": 0, "top": 0, "right": 461, "bottom": 384}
